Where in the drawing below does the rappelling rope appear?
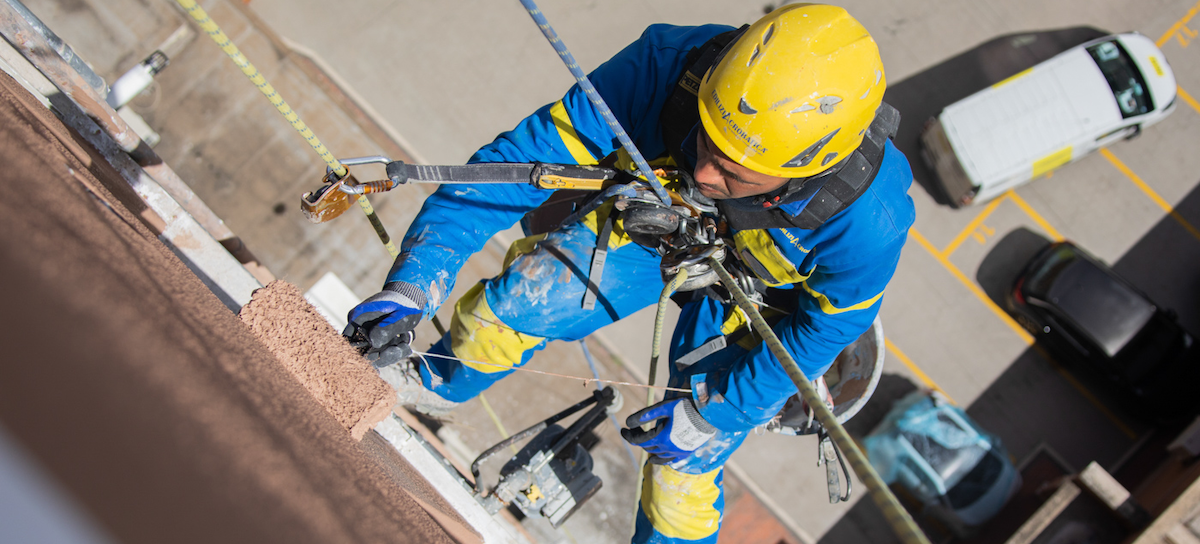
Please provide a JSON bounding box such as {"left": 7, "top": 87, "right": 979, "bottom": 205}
{"left": 174, "top": 0, "right": 398, "bottom": 258}
{"left": 708, "top": 257, "right": 932, "bottom": 544}
{"left": 516, "top": 0, "right": 671, "bottom": 206}
{"left": 630, "top": 269, "right": 690, "bottom": 538}
{"left": 411, "top": 351, "right": 690, "bottom": 393}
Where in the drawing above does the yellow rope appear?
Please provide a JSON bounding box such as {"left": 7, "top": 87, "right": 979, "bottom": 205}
{"left": 175, "top": 0, "right": 343, "bottom": 176}
{"left": 477, "top": 393, "right": 518, "bottom": 455}
{"left": 175, "top": 0, "right": 398, "bottom": 258}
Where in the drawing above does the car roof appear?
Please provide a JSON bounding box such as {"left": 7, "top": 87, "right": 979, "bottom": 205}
{"left": 941, "top": 45, "right": 1116, "bottom": 185}
{"left": 1045, "top": 255, "right": 1156, "bottom": 357}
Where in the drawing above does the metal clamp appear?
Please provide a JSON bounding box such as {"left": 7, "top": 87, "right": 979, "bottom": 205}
{"left": 818, "top": 429, "right": 852, "bottom": 503}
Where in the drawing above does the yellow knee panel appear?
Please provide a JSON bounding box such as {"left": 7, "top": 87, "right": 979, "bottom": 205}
{"left": 641, "top": 464, "right": 722, "bottom": 540}
{"left": 449, "top": 283, "right": 545, "bottom": 374}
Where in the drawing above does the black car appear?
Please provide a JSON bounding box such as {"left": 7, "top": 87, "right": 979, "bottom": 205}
{"left": 1006, "top": 241, "right": 1198, "bottom": 420}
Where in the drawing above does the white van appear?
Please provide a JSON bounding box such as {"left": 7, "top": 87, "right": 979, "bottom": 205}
{"left": 921, "top": 33, "right": 1177, "bottom": 207}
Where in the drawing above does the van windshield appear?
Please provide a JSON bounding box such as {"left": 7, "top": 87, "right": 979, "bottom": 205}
{"left": 1087, "top": 40, "right": 1153, "bottom": 118}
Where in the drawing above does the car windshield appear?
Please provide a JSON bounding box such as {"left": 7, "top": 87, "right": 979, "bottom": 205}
{"left": 1026, "top": 245, "right": 1078, "bottom": 297}
{"left": 1087, "top": 40, "right": 1153, "bottom": 118}
{"left": 899, "top": 412, "right": 988, "bottom": 490}
{"left": 945, "top": 451, "right": 1004, "bottom": 509}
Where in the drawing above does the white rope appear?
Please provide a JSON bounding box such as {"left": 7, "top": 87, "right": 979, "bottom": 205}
{"left": 411, "top": 350, "right": 690, "bottom": 393}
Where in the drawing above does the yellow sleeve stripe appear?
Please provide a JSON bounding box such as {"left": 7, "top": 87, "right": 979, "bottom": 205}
{"left": 549, "top": 100, "right": 597, "bottom": 165}
{"left": 801, "top": 282, "right": 884, "bottom": 315}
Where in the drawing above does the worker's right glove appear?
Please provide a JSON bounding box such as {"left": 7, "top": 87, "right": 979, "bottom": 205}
{"left": 621, "top": 397, "right": 717, "bottom": 464}
{"left": 344, "top": 281, "right": 426, "bottom": 368}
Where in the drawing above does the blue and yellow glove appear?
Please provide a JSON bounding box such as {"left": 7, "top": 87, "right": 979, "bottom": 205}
{"left": 621, "top": 397, "right": 716, "bottom": 463}
{"left": 344, "top": 281, "right": 426, "bottom": 368}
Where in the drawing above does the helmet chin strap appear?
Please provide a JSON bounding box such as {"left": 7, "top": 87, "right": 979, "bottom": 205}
{"left": 718, "top": 157, "right": 848, "bottom": 213}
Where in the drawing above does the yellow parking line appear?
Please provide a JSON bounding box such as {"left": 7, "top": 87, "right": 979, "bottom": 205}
{"left": 884, "top": 337, "right": 956, "bottom": 404}
{"left": 1157, "top": 0, "right": 1200, "bottom": 47}
{"left": 942, "top": 194, "right": 1008, "bottom": 257}
{"left": 1178, "top": 86, "right": 1200, "bottom": 115}
{"left": 1100, "top": 148, "right": 1200, "bottom": 242}
{"left": 910, "top": 228, "right": 1033, "bottom": 344}
{"left": 912, "top": 228, "right": 1141, "bottom": 439}
{"left": 1006, "top": 191, "right": 1064, "bottom": 241}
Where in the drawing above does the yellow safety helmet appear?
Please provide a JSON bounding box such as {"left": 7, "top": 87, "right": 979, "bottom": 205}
{"left": 699, "top": 4, "right": 886, "bottom": 179}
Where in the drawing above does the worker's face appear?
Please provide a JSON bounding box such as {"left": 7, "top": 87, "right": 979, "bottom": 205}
{"left": 693, "top": 129, "right": 790, "bottom": 199}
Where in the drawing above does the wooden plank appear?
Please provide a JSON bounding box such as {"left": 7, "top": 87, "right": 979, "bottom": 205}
{"left": 1005, "top": 481, "right": 1081, "bottom": 544}
{"left": 1079, "top": 461, "right": 1131, "bottom": 511}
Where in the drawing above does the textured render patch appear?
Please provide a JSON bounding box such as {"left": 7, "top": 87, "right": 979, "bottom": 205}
{"left": 240, "top": 281, "right": 394, "bottom": 440}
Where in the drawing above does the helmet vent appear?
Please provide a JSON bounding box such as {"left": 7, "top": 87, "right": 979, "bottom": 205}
{"left": 748, "top": 44, "right": 762, "bottom": 66}
{"left": 762, "top": 23, "right": 775, "bottom": 45}
{"left": 818, "top": 96, "right": 842, "bottom": 114}
{"left": 738, "top": 98, "right": 758, "bottom": 114}
{"left": 822, "top": 152, "right": 839, "bottom": 166}
{"left": 791, "top": 104, "right": 816, "bottom": 114}
{"left": 784, "top": 128, "right": 840, "bottom": 168}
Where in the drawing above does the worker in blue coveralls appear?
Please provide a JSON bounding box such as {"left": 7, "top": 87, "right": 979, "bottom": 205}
{"left": 345, "top": 4, "right": 914, "bottom": 543}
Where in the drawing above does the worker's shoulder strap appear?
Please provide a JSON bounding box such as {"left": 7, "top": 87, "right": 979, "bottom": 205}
{"left": 720, "top": 102, "right": 901, "bottom": 231}
{"left": 660, "top": 25, "right": 747, "bottom": 169}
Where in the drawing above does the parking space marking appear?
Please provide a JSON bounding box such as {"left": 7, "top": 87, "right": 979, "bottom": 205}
{"left": 1100, "top": 148, "right": 1200, "bottom": 241}
{"left": 910, "top": 228, "right": 1034, "bottom": 344}
{"left": 1157, "top": 0, "right": 1200, "bottom": 47}
{"left": 942, "top": 195, "right": 1007, "bottom": 257}
{"left": 884, "top": 337, "right": 956, "bottom": 404}
{"left": 910, "top": 228, "right": 1142, "bottom": 438}
{"left": 1007, "top": 191, "right": 1065, "bottom": 241}
{"left": 1178, "top": 86, "right": 1200, "bottom": 115}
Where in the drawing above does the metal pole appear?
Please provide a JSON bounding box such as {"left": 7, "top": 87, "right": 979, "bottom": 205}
{"left": 2, "top": 0, "right": 106, "bottom": 95}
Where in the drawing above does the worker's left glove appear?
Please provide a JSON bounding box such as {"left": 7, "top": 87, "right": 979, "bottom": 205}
{"left": 344, "top": 281, "right": 426, "bottom": 368}
{"left": 621, "top": 397, "right": 716, "bottom": 464}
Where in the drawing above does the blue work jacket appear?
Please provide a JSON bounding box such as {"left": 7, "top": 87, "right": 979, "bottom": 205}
{"left": 387, "top": 24, "right": 916, "bottom": 432}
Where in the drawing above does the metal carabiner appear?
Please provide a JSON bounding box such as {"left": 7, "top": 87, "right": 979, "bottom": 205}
{"left": 818, "top": 429, "right": 853, "bottom": 503}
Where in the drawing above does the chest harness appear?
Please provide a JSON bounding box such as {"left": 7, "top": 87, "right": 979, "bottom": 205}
{"left": 570, "top": 27, "right": 901, "bottom": 309}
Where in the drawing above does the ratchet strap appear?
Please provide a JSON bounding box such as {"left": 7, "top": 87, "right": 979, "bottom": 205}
{"left": 582, "top": 213, "right": 614, "bottom": 311}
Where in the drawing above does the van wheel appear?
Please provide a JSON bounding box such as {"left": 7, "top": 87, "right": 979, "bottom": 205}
{"left": 1124, "top": 125, "right": 1142, "bottom": 140}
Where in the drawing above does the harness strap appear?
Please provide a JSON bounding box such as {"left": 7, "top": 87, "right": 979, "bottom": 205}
{"left": 582, "top": 212, "right": 615, "bottom": 310}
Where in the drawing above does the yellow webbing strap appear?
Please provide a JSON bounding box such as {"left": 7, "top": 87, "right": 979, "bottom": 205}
{"left": 175, "top": 0, "right": 397, "bottom": 258}
{"left": 708, "top": 257, "right": 932, "bottom": 544}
